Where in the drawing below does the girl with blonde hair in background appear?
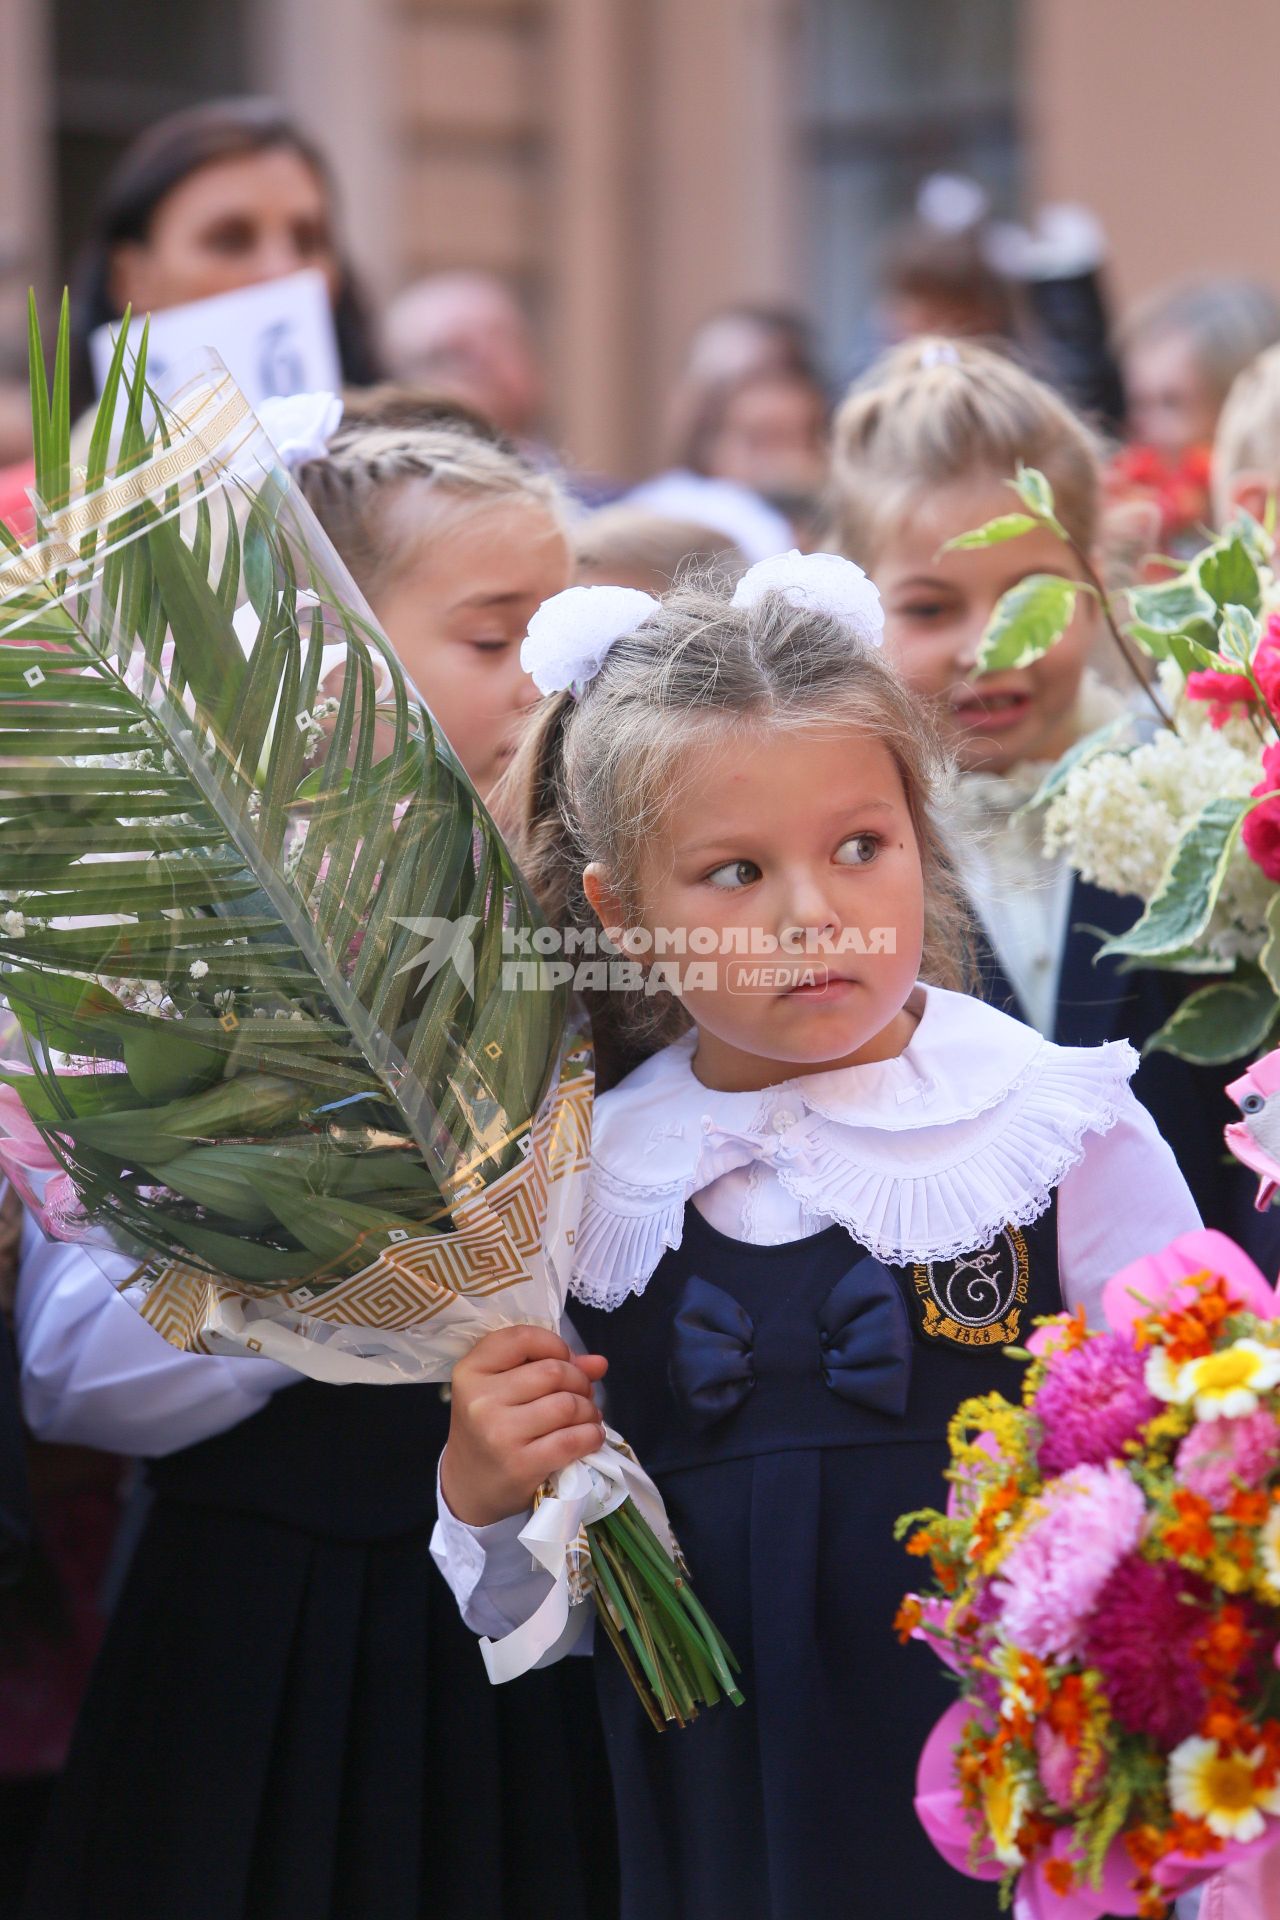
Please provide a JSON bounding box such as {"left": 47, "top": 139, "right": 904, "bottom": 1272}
{"left": 829, "top": 335, "right": 1280, "bottom": 1264}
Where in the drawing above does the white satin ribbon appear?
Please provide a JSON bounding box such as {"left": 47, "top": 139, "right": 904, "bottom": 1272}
{"left": 480, "top": 1424, "right": 676, "bottom": 1684}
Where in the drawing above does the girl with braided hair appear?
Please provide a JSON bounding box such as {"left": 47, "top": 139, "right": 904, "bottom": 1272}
{"left": 296, "top": 411, "right": 571, "bottom": 801}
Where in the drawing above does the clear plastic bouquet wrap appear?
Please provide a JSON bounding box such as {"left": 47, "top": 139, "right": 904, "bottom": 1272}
{"left": 0, "top": 298, "right": 740, "bottom": 1728}
{"left": 898, "top": 1229, "right": 1280, "bottom": 1917}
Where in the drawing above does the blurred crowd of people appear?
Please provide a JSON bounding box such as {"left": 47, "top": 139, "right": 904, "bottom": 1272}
{"left": 3, "top": 101, "right": 1279, "bottom": 574}
{"left": 7, "top": 91, "right": 1280, "bottom": 1920}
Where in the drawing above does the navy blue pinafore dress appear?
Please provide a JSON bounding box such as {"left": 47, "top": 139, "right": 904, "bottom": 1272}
{"left": 573, "top": 1195, "right": 1065, "bottom": 1920}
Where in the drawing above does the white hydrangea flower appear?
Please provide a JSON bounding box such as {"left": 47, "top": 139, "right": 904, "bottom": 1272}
{"left": 188, "top": 959, "right": 209, "bottom": 980}
{"left": 1044, "top": 681, "right": 1272, "bottom": 962}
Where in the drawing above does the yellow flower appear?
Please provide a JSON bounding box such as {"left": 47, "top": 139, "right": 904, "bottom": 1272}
{"left": 1168, "top": 1736, "right": 1280, "bottom": 1843}
{"left": 980, "top": 1756, "right": 1030, "bottom": 1868}
{"left": 1146, "top": 1339, "right": 1280, "bottom": 1421}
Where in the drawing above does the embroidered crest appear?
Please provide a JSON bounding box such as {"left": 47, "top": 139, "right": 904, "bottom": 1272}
{"left": 908, "top": 1226, "right": 1030, "bottom": 1348}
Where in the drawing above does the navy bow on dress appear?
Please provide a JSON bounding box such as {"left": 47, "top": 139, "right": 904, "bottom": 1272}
{"left": 668, "top": 1260, "right": 913, "bottom": 1430}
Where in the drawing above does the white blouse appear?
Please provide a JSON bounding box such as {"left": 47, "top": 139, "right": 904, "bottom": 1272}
{"left": 15, "top": 1209, "right": 296, "bottom": 1455}
{"left": 431, "top": 984, "right": 1201, "bottom": 1650}
{"left": 947, "top": 766, "right": 1075, "bottom": 1038}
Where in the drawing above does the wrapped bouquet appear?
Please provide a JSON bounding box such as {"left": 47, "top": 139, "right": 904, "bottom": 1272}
{"left": 0, "top": 297, "right": 739, "bottom": 1727}
{"left": 898, "top": 1229, "right": 1280, "bottom": 1918}
{"left": 957, "top": 465, "right": 1280, "bottom": 1065}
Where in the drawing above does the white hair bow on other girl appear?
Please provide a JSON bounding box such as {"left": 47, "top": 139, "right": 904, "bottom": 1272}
{"left": 520, "top": 550, "right": 884, "bottom": 700}
{"left": 257, "top": 390, "right": 344, "bottom": 469}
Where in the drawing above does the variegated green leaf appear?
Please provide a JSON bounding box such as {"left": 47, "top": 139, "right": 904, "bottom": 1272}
{"left": 1097, "top": 796, "right": 1247, "bottom": 962}
{"left": 974, "top": 573, "right": 1083, "bottom": 675}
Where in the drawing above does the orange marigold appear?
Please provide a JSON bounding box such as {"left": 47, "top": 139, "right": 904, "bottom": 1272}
{"left": 1156, "top": 1274, "right": 1239, "bottom": 1364}
{"left": 1164, "top": 1488, "right": 1215, "bottom": 1559}
{"left": 1226, "top": 1488, "right": 1269, "bottom": 1528}
{"left": 1014, "top": 1810, "right": 1056, "bottom": 1857}
{"left": 893, "top": 1597, "right": 923, "bottom": 1645}
{"left": 1124, "top": 1824, "right": 1168, "bottom": 1872}
{"left": 1195, "top": 1607, "right": 1252, "bottom": 1685}
{"left": 1167, "top": 1813, "right": 1221, "bottom": 1858}
{"left": 1046, "top": 1673, "right": 1088, "bottom": 1746}
{"left": 1043, "top": 1857, "right": 1075, "bottom": 1896}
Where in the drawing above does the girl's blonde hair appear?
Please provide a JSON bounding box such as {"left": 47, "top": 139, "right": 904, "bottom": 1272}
{"left": 828, "top": 337, "right": 1103, "bottom": 567}
{"left": 294, "top": 419, "right": 565, "bottom": 605}
{"left": 499, "top": 580, "right": 974, "bottom": 1089}
{"left": 573, "top": 506, "right": 746, "bottom": 594}
{"left": 1212, "top": 340, "right": 1280, "bottom": 517}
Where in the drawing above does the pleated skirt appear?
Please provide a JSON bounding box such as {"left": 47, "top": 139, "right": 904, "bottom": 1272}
{"left": 21, "top": 1497, "right": 617, "bottom": 1920}
{"left": 594, "top": 1444, "right": 1002, "bottom": 1920}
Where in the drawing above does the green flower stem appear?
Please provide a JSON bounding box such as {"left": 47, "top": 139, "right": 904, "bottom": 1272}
{"left": 589, "top": 1527, "right": 673, "bottom": 1714}
{"left": 599, "top": 1526, "right": 705, "bottom": 1716}
{"left": 585, "top": 1499, "right": 745, "bottom": 1727}
{"left": 671, "top": 1579, "right": 745, "bottom": 1703}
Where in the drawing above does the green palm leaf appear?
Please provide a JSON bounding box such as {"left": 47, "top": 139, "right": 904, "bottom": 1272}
{"left": 0, "top": 300, "right": 565, "bottom": 1293}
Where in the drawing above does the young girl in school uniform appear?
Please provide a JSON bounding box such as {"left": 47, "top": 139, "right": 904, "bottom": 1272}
{"left": 431, "top": 552, "right": 1201, "bottom": 1920}
{"left": 830, "top": 337, "right": 1279, "bottom": 1263}
{"left": 14, "top": 417, "right": 616, "bottom": 1920}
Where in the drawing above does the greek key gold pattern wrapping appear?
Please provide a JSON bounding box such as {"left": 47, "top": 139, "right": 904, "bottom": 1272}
{"left": 0, "top": 535, "right": 78, "bottom": 593}
{"left": 51, "top": 386, "right": 252, "bottom": 540}
{"left": 1, "top": 379, "right": 254, "bottom": 610}
{"left": 136, "top": 1264, "right": 221, "bottom": 1351}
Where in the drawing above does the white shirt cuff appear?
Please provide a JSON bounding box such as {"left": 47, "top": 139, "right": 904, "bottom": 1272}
{"left": 431, "top": 1453, "right": 592, "bottom": 1657}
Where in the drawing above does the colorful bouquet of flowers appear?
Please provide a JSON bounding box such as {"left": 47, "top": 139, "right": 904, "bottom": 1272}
{"left": 955, "top": 465, "right": 1280, "bottom": 1065}
{"left": 897, "top": 1229, "right": 1280, "bottom": 1917}
{"left": 0, "top": 297, "right": 740, "bottom": 1728}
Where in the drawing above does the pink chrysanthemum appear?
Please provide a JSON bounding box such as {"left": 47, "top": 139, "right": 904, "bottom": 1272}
{"left": 1034, "top": 1334, "right": 1160, "bottom": 1474}
{"left": 1175, "top": 1408, "right": 1280, "bottom": 1510}
{"left": 1082, "top": 1556, "right": 1210, "bottom": 1746}
{"left": 992, "top": 1462, "right": 1145, "bottom": 1659}
{"left": 1034, "top": 1721, "right": 1104, "bottom": 1809}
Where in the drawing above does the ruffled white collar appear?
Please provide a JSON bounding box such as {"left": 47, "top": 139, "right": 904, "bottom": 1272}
{"left": 569, "top": 986, "right": 1138, "bottom": 1307}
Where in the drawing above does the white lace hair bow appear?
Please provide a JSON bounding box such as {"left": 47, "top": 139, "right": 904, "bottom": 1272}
{"left": 522, "top": 551, "right": 883, "bottom": 701}
{"left": 257, "top": 390, "right": 344, "bottom": 469}
{"left": 730, "top": 549, "right": 884, "bottom": 646}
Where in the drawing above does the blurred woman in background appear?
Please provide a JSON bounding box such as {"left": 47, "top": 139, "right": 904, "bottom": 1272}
{"left": 66, "top": 96, "right": 380, "bottom": 416}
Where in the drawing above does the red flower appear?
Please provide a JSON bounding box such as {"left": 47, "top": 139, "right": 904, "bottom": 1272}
{"left": 1255, "top": 613, "right": 1280, "bottom": 717}
{"left": 1082, "top": 1556, "right": 1211, "bottom": 1745}
{"left": 1186, "top": 667, "right": 1257, "bottom": 729}
{"left": 1243, "top": 742, "right": 1280, "bottom": 882}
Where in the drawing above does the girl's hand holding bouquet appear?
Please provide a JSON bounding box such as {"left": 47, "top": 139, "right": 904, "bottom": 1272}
{"left": 440, "top": 1327, "right": 607, "bottom": 1526}
{"left": 0, "top": 298, "right": 738, "bottom": 1732}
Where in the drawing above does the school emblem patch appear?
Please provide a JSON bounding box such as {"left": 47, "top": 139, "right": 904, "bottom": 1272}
{"left": 908, "top": 1226, "right": 1030, "bottom": 1348}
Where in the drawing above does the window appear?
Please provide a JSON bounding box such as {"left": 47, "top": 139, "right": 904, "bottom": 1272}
{"left": 53, "top": 0, "right": 252, "bottom": 277}
{"left": 802, "top": 0, "right": 1021, "bottom": 384}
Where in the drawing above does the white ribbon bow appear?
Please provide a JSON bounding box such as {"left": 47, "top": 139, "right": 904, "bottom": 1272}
{"left": 257, "top": 390, "right": 344, "bottom": 470}
{"left": 479, "top": 1425, "right": 678, "bottom": 1682}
